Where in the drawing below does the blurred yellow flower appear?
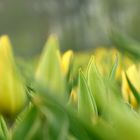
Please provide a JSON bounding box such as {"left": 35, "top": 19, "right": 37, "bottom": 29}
{"left": 61, "top": 50, "right": 73, "bottom": 75}
{"left": 94, "top": 47, "right": 121, "bottom": 79}
{"left": 36, "top": 35, "right": 73, "bottom": 80}
{"left": 122, "top": 65, "right": 140, "bottom": 108}
{"left": 0, "top": 35, "right": 27, "bottom": 118}
{"left": 94, "top": 47, "right": 133, "bottom": 81}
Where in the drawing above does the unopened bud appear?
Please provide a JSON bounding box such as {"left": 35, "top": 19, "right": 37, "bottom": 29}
{"left": 0, "top": 35, "right": 27, "bottom": 118}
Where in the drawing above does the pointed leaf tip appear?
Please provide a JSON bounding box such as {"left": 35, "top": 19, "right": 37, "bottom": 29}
{"left": 78, "top": 70, "right": 98, "bottom": 122}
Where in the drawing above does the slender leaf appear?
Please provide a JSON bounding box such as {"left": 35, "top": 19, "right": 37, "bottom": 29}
{"left": 109, "top": 55, "right": 118, "bottom": 80}
{"left": 87, "top": 56, "right": 107, "bottom": 114}
{"left": 13, "top": 107, "right": 39, "bottom": 140}
{"left": 78, "top": 69, "right": 98, "bottom": 122}
{"left": 0, "top": 116, "right": 8, "bottom": 140}
{"left": 125, "top": 73, "right": 140, "bottom": 104}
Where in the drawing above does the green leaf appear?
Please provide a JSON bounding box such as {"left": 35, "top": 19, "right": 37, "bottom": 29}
{"left": 125, "top": 73, "right": 140, "bottom": 104}
{"left": 0, "top": 116, "right": 8, "bottom": 140}
{"left": 35, "top": 84, "right": 102, "bottom": 140}
{"left": 87, "top": 56, "right": 107, "bottom": 114}
{"left": 67, "top": 112, "right": 100, "bottom": 140}
{"left": 109, "top": 55, "right": 118, "bottom": 80}
{"left": 12, "top": 107, "right": 39, "bottom": 140}
{"left": 43, "top": 103, "right": 69, "bottom": 140}
{"left": 111, "top": 30, "right": 140, "bottom": 58}
{"left": 78, "top": 69, "right": 98, "bottom": 122}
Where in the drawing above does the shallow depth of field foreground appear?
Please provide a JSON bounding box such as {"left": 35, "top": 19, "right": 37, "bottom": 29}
{"left": 0, "top": 33, "right": 140, "bottom": 140}
{"left": 0, "top": 1, "right": 140, "bottom": 139}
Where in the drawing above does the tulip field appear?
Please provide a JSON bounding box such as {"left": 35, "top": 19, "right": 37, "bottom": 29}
{"left": 1, "top": 33, "right": 140, "bottom": 140}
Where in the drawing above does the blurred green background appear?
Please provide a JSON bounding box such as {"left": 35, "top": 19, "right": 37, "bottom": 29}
{"left": 0, "top": 0, "right": 139, "bottom": 58}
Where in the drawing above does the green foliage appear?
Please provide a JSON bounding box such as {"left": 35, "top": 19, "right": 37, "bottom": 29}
{"left": 125, "top": 73, "right": 140, "bottom": 105}
{"left": 87, "top": 56, "right": 107, "bottom": 114}
{"left": 111, "top": 30, "right": 140, "bottom": 59}
{"left": 0, "top": 116, "right": 9, "bottom": 140}
{"left": 109, "top": 56, "right": 118, "bottom": 80}
{"left": 1, "top": 34, "right": 140, "bottom": 140}
{"left": 78, "top": 70, "right": 98, "bottom": 123}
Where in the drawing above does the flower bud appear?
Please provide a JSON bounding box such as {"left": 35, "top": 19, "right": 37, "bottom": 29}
{"left": 61, "top": 50, "right": 73, "bottom": 75}
{"left": 35, "top": 35, "right": 66, "bottom": 99}
{"left": 0, "top": 35, "right": 27, "bottom": 118}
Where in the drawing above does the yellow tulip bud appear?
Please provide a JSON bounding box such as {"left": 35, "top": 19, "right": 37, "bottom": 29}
{"left": 36, "top": 35, "right": 74, "bottom": 100}
{"left": 0, "top": 35, "right": 27, "bottom": 118}
{"left": 122, "top": 65, "right": 140, "bottom": 108}
{"left": 61, "top": 50, "right": 73, "bottom": 75}
{"left": 35, "top": 35, "right": 66, "bottom": 99}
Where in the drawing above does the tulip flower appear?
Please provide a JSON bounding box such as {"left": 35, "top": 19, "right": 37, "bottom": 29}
{"left": 122, "top": 65, "right": 140, "bottom": 108}
{"left": 0, "top": 35, "right": 27, "bottom": 118}
{"left": 61, "top": 50, "right": 73, "bottom": 75}
{"left": 36, "top": 35, "right": 73, "bottom": 99}
{"left": 94, "top": 47, "right": 133, "bottom": 81}
{"left": 94, "top": 47, "right": 120, "bottom": 78}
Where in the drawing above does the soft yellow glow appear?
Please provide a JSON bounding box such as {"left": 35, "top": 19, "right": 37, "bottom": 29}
{"left": 61, "top": 50, "right": 73, "bottom": 75}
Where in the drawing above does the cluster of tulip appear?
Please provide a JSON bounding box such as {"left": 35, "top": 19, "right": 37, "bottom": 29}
{"left": 0, "top": 34, "right": 140, "bottom": 140}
